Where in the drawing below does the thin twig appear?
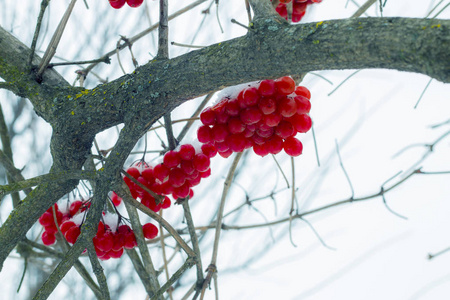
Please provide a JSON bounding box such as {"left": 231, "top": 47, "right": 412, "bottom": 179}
{"left": 28, "top": 0, "right": 50, "bottom": 69}
{"left": 328, "top": 70, "right": 362, "bottom": 96}
{"left": 158, "top": 210, "right": 173, "bottom": 300}
{"left": 176, "top": 93, "right": 213, "bottom": 142}
{"left": 414, "top": 78, "right": 432, "bottom": 109}
{"left": 171, "top": 42, "right": 204, "bottom": 49}
{"left": 428, "top": 246, "right": 450, "bottom": 260}
{"left": 271, "top": 154, "right": 290, "bottom": 188}
{"left": 36, "top": 0, "right": 78, "bottom": 79}
{"left": 351, "top": 0, "right": 377, "bottom": 18}
{"left": 335, "top": 139, "right": 355, "bottom": 199}
{"left": 157, "top": 0, "right": 169, "bottom": 59}
{"left": 200, "top": 152, "right": 243, "bottom": 298}
{"left": 288, "top": 157, "right": 297, "bottom": 247}
{"left": 182, "top": 199, "right": 204, "bottom": 292}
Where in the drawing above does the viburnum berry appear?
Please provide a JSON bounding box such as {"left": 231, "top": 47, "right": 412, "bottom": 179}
{"left": 65, "top": 226, "right": 81, "bottom": 244}
{"left": 295, "top": 86, "right": 311, "bottom": 100}
{"left": 163, "top": 150, "right": 181, "bottom": 168}
{"left": 111, "top": 192, "right": 122, "bottom": 206}
{"left": 200, "top": 107, "right": 216, "bottom": 125}
{"left": 289, "top": 113, "right": 312, "bottom": 133}
{"left": 253, "top": 143, "right": 270, "bottom": 157}
{"left": 294, "top": 95, "right": 311, "bottom": 114}
{"left": 275, "top": 76, "right": 296, "bottom": 95}
{"left": 227, "top": 134, "right": 247, "bottom": 153}
{"left": 197, "top": 125, "right": 213, "bottom": 144}
{"left": 168, "top": 168, "right": 186, "bottom": 188}
{"left": 142, "top": 223, "right": 158, "bottom": 239}
{"left": 240, "top": 107, "right": 262, "bottom": 125}
{"left": 275, "top": 120, "right": 295, "bottom": 139}
{"left": 266, "top": 136, "right": 284, "bottom": 155}
{"left": 126, "top": 0, "right": 144, "bottom": 8}
{"left": 211, "top": 124, "right": 229, "bottom": 142}
{"left": 278, "top": 97, "right": 298, "bottom": 118}
{"left": 258, "top": 80, "right": 276, "bottom": 96}
{"left": 243, "top": 87, "right": 260, "bottom": 107}
{"left": 284, "top": 137, "right": 303, "bottom": 156}
{"left": 178, "top": 144, "right": 195, "bottom": 160}
{"left": 109, "top": 0, "right": 126, "bottom": 9}
{"left": 258, "top": 97, "right": 277, "bottom": 115}
{"left": 225, "top": 98, "right": 240, "bottom": 116}
{"left": 153, "top": 164, "right": 170, "bottom": 182}
{"left": 201, "top": 144, "right": 217, "bottom": 158}
{"left": 228, "top": 117, "right": 246, "bottom": 134}
{"left": 42, "top": 231, "right": 56, "bottom": 246}
{"left": 193, "top": 154, "right": 210, "bottom": 172}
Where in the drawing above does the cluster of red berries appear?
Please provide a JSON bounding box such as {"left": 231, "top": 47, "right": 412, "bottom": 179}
{"left": 39, "top": 201, "right": 159, "bottom": 260}
{"left": 274, "top": 0, "right": 323, "bottom": 23}
{"left": 108, "top": 0, "right": 143, "bottom": 9}
{"left": 39, "top": 201, "right": 89, "bottom": 246}
{"left": 124, "top": 142, "right": 216, "bottom": 205}
{"left": 197, "top": 76, "right": 312, "bottom": 158}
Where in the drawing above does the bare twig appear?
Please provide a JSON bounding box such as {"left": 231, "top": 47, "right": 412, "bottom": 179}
{"left": 335, "top": 140, "right": 355, "bottom": 199}
{"left": 157, "top": 0, "right": 169, "bottom": 59}
{"left": 36, "top": 0, "right": 78, "bottom": 79}
{"left": 28, "top": 0, "right": 50, "bottom": 69}
{"left": 352, "top": 0, "right": 377, "bottom": 18}
{"left": 200, "top": 152, "right": 243, "bottom": 298}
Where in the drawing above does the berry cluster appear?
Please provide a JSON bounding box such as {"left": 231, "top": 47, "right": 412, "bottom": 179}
{"left": 124, "top": 141, "right": 216, "bottom": 204}
{"left": 108, "top": 0, "right": 143, "bottom": 9}
{"left": 274, "top": 0, "right": 322, "bottom": 23}
{"left": 197, "top": 76, "right": 312, "bottom": 158}
{"left": 39, "top": 201, "right": 159, "bottom": 260}
{"left": 39, "top": 201, "right": 89, "bottom": 246}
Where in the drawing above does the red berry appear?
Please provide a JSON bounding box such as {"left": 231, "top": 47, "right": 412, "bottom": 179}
{"left": 201, "top": 144, "right": 217, "bottom": 158}
{"left": 211, "top": 124, "right": 229, "bottom": 143}
{"left": 258, "top": 97, "right": 277, "bottom": 115}
{"left": 69, "top": 200, "right": 83, "bottom": 216}
{"left": 199, "top": 168, "right": 211, "bottom": 178}
{"left": 154, "top": 164, "right": 170, "bottom": 182}
{"left": 65, "top": 226, "right": 81, "bottom": 244}
{"left": 226, "top": 98, "right": 240, "bottom": 116}
{"left": 162, "top": 197, "right": 171, "bottom": 209}
{"left": 108, "top": 248, "right": 124, "bottom": 259}
{"left": 240, "top": 107, "right": 262, "bottom": 125}
{"left": 141, "top": 167, "right": 155, "bottom": 185}
{"left": 253, "top": 143, "right": 270, "bottom": 157}
{"left": 60, "top": 221, "right": 76, "bottom": 234}
{"left": 126, "top": 0, "right": 144, "bottom": 8}
{"left": 179, "top": 144, "right": 195, "bottom": 160}
{"left": 227, "top": 134, "right": 247, "bottom": 152}
{"left": 228, "top": 117, "right": 246, "bottom": 134}
{"left": 284, "top": 137, "right": 303, "bottom": 156}
{"left": 111, "top": 192, "right": 122, "bottom": 206}
{"left": 42, "top": 231, "right": 56, "bottom": 245}
{"left": 215, "top": 111, "right": 230, "bottom": 124}
{"left": 112, "top": 232, "right": 125, "bottom": 251}
{"left": 197, "top": 125, "right": 213, "bottom": 144}
{"left": 266, "top": 136, "right": 284, "bottom": 155}
{"left": 290, "top": 114, "right": 312, "bottom": 133}
{"left": 279, "top": 0, "right": 292, "bottom": 3}
{"left": 264, "top": 113, "right": 282, "bottom": 127}
{"left": 243, "top": 87, "right": 260, "bottom": 106}
{"left": 169, "top": 168, "right": 186, "bottom": 188}
{"left": 200, "top": 107, "right": 216, "bottom": 125}
{"left": 294, "top": 95, "right": 311, "bottom": 114}
{"left": 109, "top": 0, "right": 126, "bottom": 9}
{"left": 275, "top": 120, "right": 295, "bottom": 139}
{"left": 164, "top": 150, "right": 181, "bottom": 168}
{"left": 142, "top": 223, "right": 158, "bottom": 239}
{"left": 173, "top": 182, "right": 190, "bottom": 199}
{"left": 180, "top": 159, "right": 196, "bottom": 175}
{"left": 193, "top": 154, "right": 210, "bottom": 172}
{"left": 275, "top": 76, "right": 296, "bottom": 95}
{"left": 295, "top": 86, "right": 311, "bottom": 99}
{"left": 276, "top": 3, "right": 288, "bottom": 19}
{"left": 126, "top": 167, "right": 141, "bottom": 180}
{"left": 218, "top": 149, "right": 233, "bottom": 158}
{"left": 124, "top": 232, "right": 137, "bottom": 249}
{"left": 292, "top": 12, "right": 306, "bottom": 22}
{"left": 215, "top": 141, "right": 230, "bottom": 152}
{"left": 278, "top": 97, "right": 298, "bottom": 118}
{"left": 39, "top": 212, "right": 54, "bottom": 227}
{"left": 256, "top": 127, "right": 275, "bottom": 139}
{"left": 258, "top": 80, "right": 276, "bottom": 96}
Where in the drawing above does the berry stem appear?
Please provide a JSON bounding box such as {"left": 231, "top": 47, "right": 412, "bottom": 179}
{"left": 85, "top": 242, "right": 111, "bottom": 300}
